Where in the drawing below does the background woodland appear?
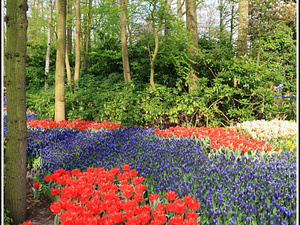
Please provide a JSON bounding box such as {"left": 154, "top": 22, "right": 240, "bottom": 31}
{"left": 3, "top": 0, "right": 297, "bottom": 127}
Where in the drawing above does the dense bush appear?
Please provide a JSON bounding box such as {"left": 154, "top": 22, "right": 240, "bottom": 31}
{"left": 26, "top": 71, "right": 296, "bottom": 128}
{"left": 25, "top": 42, "right": 57, "bottom": 91}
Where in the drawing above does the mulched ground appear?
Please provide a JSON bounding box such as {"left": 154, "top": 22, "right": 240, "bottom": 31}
{"left": 25, "top": 172, "right": 55, "bottom": 225}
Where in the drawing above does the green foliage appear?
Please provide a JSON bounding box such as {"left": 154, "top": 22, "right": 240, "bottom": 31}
{"left": 197, "top": 32, "right": 235, "bottom": 83}
{"left": 24, "top": 19, "right": 296, "bottom": 127}
{"left": 26, "top": 88, "right": 55, "bottom": 120}
{"left": 3, "top": 207, "right": 13, "bottom": 225}
{"left": 26, "top": 66, "right": 296, "bottom": 128}
{"left": 129, "top": 35, "right": 181, "bottom": 88}
{"left": 88, "top": 34, "right": 123, "bottom": 80}
{"left": 26, "top": 42, "right": 57, "bottom": 91}
{"left": 260, "top": 24, "right": 296, "bottom": 94}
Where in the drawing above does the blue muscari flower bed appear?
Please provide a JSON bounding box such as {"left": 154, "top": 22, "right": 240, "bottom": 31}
{"left": 3, "top": 115, "right": 297, "bottom": 224}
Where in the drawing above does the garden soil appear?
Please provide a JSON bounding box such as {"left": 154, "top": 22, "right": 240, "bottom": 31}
{"left": 25, "top": 172, "right": 55, "bottom": 225}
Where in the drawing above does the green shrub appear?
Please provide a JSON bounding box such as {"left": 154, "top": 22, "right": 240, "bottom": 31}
{"left": 26, "top": 42, "right": 57, "bottom": 91}
{"left": 26, "top": 88, "right": 55, "bottom": 120}
{"left": 3, "top": 207, "right": 13, "bottom": 225}
{"left": 26, "top": 71, "right": 296, "bottom": 128}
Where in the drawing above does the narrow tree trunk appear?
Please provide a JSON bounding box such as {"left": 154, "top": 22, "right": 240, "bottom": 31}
{"left": 31, "top": 0, "right": 37, "bottom": 37}
{"left": 164, "top": 0, "right": 171, "bottom": 37}
{"left": 83, "top": 0, "right": 87, "bottom": 71}
{"left": 55, "top": 0, "right": 66, "bottom": 121}
{"left": 186, "top": 0, "right": 199, "bottom": 92}
{"left": 4, "top": 0, "right": 28, "bottom": 223}
{"left": 127, "top": 0, "right": 133, "bottom": 45}
{"left": 3, "top": 18, "right": 6, "bottom": 77}
{"left": 230, "top": 3, "right": 234, "bottom": 44}
{"left": 67, "top": 0, "right": 72, "bottom": 55}
{"left": 237, "top": 0, "right": 248, "bottom": 56}
{"left": 84, "top": 0, "right": 92, "bottom": 71}
{"left": 45, "top": 0, "right": 52, "bottom": 90}
{"left": 120, "top": 0, "right": 131, "bottom": 82}
{"left": 74, "top": 0, "right": 80, "bottom": 88}
{"left": 127, "top": 22, "right": 132, "bottom": 45}
{"left": 219, "top": 0, "right": 224, "bottom": 33}
{"left": 149, "top": 0, "right": 172, "bottom": 91}
{"left": 149, "top": 1, "right": 158, "bottom": 91}
{"left": 177, "top": 0, "right": 182, "bottom": 19}
{"left": 150, "top": 29, "right": 159, "bottom": 91}
{"left": 65, "top": 48, "right": 72, "bottom": 90}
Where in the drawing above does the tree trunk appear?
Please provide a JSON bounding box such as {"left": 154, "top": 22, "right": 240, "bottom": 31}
{"left": 3, "top": 18, "right": 6, "bottom": 77}
{"left": 177, "top": 0, "right": 182, "bottom": 19}
{"left": 120, "top": 0, "right": 131, "bottom": 82}
{"left": 55, "top": 0, "right": 66, "bottom": 121}
{"left": 230, "top": 3, "right": 234, "bottom": 44}
{"left": 150, "top": 28, "right": 159, "bottom": 91}
{"left": 67, "top": 0, "right": 73, "bottom": 55}
{"left": 149, "top": 0, "right": 172, "bottom": 91}
{"left": 65, "top": 48, "right": 72, "bottom": 90}
{"left": 4, "top": 0, "right": 28, "bottom": 223}
{"left": 219, "top": 0, "right": 224, "bottom": 33}
{"left": 127, "top": 22, "right": 132, "bottom": 45}
{"left": 74, "top": 0, "right": 80, "bottom": 88}
{"left": 45, "top": 0, "right": 52, "bottom": 90}
{"left": 237, "top": 0, "right": 248, "bottom": 56}
{"left": 84, "top": 0, "right": 92, "bottom": 71}
{"left": 31, "top": 0, "right": 37, "bottom": 37}
{"left": 186, "top": 0, "right": 199, "bottom": 92}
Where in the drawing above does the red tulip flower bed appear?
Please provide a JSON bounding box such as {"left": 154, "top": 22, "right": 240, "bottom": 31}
{"left": 26, "top": 119, "right": 122, "bottom": 131}
{"left": 154, "top": 126, "right": 277, "bottom": 155}
{"left": 26, "top": 164, "right": 200, "bottom": 225}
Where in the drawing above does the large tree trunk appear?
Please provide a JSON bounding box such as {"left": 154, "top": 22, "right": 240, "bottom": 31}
{"left": 45, "top": 0, "right": 52, "bottom": 90}
{"left": 74, "top": 0, "right": 80, "bottom": 88}
{"left": 120, "top": 0, "right": 131, "bottom": 82}
{"left": 186, "top": 0, "right": 199, "bottom": 92}
{"left": 237, "top": 0, "right": 248, "bottom": 56}
{"left": 55, "top": 0, "right": 66, "bottom": 121}
{"left": 67, "top": 0, "right": 73, "bottom": 55}
{"left": 4, "top": 0, "right": 28, "bottom": 223}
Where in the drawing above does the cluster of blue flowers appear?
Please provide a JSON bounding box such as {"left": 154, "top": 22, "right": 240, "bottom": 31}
{"left": 3, "top": 114, "right": 297, "bottom": 224}
{"left": 3, "top": 102, "right": 37, "bottom": 150}
{"left": 273, "top": 83, "right": 296, "bottom": 100}
{"left": 3, "top": 95, "right": 7, "bottom": 107}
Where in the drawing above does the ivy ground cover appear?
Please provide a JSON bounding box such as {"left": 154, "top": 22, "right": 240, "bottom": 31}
{"left": 4, "top": 115, "right": 297, "bottom": 224}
